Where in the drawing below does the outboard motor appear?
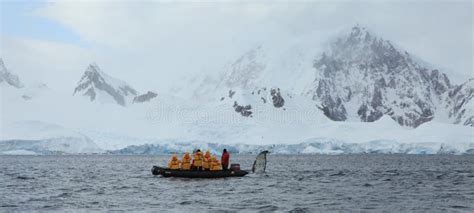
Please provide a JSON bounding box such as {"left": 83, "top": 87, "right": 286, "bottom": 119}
{"left": 230, "top": 164, "right": 241, "bottom": 172}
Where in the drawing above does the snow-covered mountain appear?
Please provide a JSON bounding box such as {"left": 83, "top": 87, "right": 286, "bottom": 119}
{"left": 0, "top": 58, "right": 23, "bottom": 88}
{"left": 73, "top": 63, "right": 138, "bottom": 106}
{"left": 192, "top": 25, "right": 473, "bottom": 128}
{"left": 306, "top": 26, "right": 453, "bottom": 127}
{"left": 308, "top": 26, "right": 472, "bottom": 127}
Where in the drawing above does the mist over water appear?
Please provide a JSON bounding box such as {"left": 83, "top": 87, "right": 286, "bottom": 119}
{"left": 1, "top": 155, "right": 473, "bottom": 211}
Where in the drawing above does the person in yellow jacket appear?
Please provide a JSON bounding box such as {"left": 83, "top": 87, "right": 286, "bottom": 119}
{"left": 192, "top": 149, "right": 203, "bottom": 170}
{"left": 202, "top": 150, "right": 211, "bottom": 171}
{"left": 168, "top": 154, "right": 181, "bottom": 170}
{"left": 181, "top": 152, "right": 191, "bottom": 170}
{"left": 210, "top": 155, "right": 222, "bottom": 171}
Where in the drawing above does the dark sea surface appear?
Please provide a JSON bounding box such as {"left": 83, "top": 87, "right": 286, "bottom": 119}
{"left": 1, "top": 155, "right": 473, "bottom": 212}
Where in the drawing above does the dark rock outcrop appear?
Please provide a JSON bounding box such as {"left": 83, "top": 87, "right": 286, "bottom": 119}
{"left": 229, "top": 90, "right": 236, "bottom": 98}
{"left": 133, "top": 91, "right": 158, "bottom": 103}
{"left": 270, "top": 88, "right": 285, "bottom": 108}
{"left": 233, "top": 101, "right": 252, "bottom": 117}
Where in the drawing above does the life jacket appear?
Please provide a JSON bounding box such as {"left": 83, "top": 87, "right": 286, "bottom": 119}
{"left": 193, "top": 151, "right": 203, "bottom": 167}
{"left": 181, "top": 153, "right": 191, "bottom": 170}
{"left": 202, "top": 151, "right": 211, "bottom": 169}
{"left": 168, "top": 155, "right": 181, "bottom": 170}
{"left": 210, "top": 156, "right": 222, "bottom": 171}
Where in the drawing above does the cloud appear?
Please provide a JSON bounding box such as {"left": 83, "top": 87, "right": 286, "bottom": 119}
{"left": 3, "top": 0, "right": 472, "bottom": 93}
{"left": 1, "top": 36, "right": 95, "bottom": 91}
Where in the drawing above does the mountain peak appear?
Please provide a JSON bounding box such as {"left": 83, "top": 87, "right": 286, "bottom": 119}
{"left": 349, "top": 25, "right": 370, "bottom": 38}
{"left": 73, "top": 63, "right": 138, "bottom": 106}
{"left": 344, "top": 25, "right": 375, "bottom": 43}
{"left": 83, "top": 63, "right": 108, "bottom": 80}
{"left": 0, "top": 58, "right": 24, "bottom": 88}
{"left": 86, "top": 62, "right": 100, "bottom": 73}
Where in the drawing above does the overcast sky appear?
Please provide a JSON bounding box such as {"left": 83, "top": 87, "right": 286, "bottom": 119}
{"left": 1, "top": 0, "right": 472, "bottom": 93}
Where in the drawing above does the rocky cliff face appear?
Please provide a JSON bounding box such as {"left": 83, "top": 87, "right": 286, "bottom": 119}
{"left": 0, "top": 58, "right": 23, "bottom": 88}
{"left": 305, "top": 26, "right": 453, "bottom": 127}
{"left": 73, "top": 63, "right": 137, "bottom": 106}
{"left": 444, "top": 79, "right": 474, "bottom": 126}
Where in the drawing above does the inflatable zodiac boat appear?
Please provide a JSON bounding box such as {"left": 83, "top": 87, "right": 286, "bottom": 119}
{"left": 151, "top": 150, "right": 269, "bottom": 178}
{"left": 152, "top": 166, "right": 248, "bottom": 178}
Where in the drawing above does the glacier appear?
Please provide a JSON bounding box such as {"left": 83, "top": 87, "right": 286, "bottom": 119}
{"left": 0, "top": 121, "right": 102, "bottom": 155}
{"left": 110, "top": 139, "right": 474, "bottom": 155}
{"left": 1, "top": 114, "right": 472, "bottom": 155}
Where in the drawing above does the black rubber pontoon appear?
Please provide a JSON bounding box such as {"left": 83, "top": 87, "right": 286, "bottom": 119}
{"left": 151, "top": 166, "right": 248, "bottom": 178}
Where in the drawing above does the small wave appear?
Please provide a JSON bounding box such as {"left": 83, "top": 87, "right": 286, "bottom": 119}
{"left": 4, "top": 172, "right": 19, "bottom": 177}
{"left": 384, "top": 170, "right": 400, "bottom": 176}
{"left": 179, "top": 201, "right": 192, "bottom": 205}
{"left": 451, "top": 205, "right": 469, "bottom": 209}
{"left": 75, "top": 188, "right": 92, "bottom": 193}
{"left": 289, "top": 207, "right": 311, "bottom": 213}
{"left": 42, "top": 205, "right": 57, "bottom": 209}
{"left": 256, "top": 204, "right": 279, "bottom": 211}
{"left": 16, "top": 176, "right": 34, "bottom": 180}
{"left": 1, "top": 204, "right": 18, "bottom": 208}
{"left": 113, "top": 185, "right": 131, "bottom": 190}
{"left": 330, "top": 171, "right": 345, "bottom": 176}
{"left": 27, "top": 198, "right": 47, "bottom": 202}
{"left": 51, "top": 192, "right": 72, "bottom": 198}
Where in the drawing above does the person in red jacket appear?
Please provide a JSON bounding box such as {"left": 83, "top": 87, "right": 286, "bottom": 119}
{"left": 221, "top": 149, "right": 230, "bottom": 170}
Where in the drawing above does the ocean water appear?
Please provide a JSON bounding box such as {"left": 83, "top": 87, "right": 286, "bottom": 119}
{"left": 1, "top": 155, "right": 473, "bottom": 212}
